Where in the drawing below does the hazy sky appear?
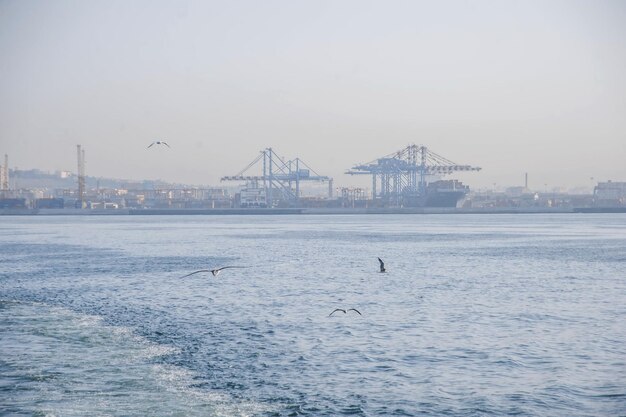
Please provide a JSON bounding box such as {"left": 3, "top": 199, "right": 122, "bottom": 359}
{"left": 1, "top": 0, "right": 625, "bottom": 191}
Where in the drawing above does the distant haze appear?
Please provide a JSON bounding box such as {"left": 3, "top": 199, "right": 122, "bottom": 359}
{"left": 1, "top": 0, "right": 625, "bottom": 191}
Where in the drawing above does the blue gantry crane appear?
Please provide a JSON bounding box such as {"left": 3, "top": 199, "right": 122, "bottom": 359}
{"left": 346, "top": 144, "right": 481, "bottom": 207}
{"left": 221, "top": 148, "right": 332, "bottom": 207}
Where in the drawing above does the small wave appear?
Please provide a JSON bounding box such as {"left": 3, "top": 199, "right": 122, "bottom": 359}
{"left": 0, "top": 300, "right": 277, "bottom": 417}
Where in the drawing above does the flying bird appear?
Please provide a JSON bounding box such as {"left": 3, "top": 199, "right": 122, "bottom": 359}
{"left": 329, "top": 308, "right": 362, "bottom": 317}
{"left": 378, "top": 257, "right": 386, "bottom": 273}
{"left": 148, "top": 141, "right": 170, "bottom": 148}
{"left": 180, "top": 266, "right": 246, "bottom": 278}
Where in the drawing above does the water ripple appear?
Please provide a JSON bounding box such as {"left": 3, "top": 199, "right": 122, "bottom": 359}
{"left": 1, "top": 214, "right": 626, "bottom": 416}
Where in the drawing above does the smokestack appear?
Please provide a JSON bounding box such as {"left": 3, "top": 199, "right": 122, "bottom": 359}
{"left": 1, "top": 154, "right": 8, "bottom": 190}
{"left": 77, "top": 145, "right": 86, "bottom": 207}
{"left": 525, "top": 172, "right": 528, "bottom": 189}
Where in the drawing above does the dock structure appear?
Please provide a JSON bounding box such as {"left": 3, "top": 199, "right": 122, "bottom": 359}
{"left": 221, "top": 148, "right": 332, "bottom": 207}
{"left": 346, "top": 144, "right": 481, "bottom": 207}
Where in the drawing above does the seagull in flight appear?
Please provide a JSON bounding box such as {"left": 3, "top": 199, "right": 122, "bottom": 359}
{"left": 180, "top": 266, "right": 246, "bottom": 278}
{"left": 329, "top": 308, "right": 362, "bottom": 317}
{"left": 148, "top": 140, "right": 170, "bottom": 148}
{"left": 378, "top": 257, "right": 386, "bottom": 273}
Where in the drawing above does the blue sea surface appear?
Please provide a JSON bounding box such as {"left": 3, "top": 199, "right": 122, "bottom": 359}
{"left": 1, "top": 214, "right": 625, "bottom": 416}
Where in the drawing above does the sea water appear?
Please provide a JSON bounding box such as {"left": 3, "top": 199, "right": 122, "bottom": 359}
{"left": 1, "top": 214, "right": 625, "bottom": 416}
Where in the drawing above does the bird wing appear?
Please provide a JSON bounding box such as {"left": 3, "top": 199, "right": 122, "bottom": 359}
{"left": 215, "top": 266, "right": 247, "bottom": 271}
{"left": 147, "top": 142, "right": 155, "bottom": 148}
{"left": 329, "top": 309, "right": 346, "bottom": 316}
{"left": 378, "top": 257, "right": 384, "bottom": 268}
{"left": 179, "top": 269, "right": 211, "bottom": 278}
{"left": 348, "top": 308, "right": 362, "bottom": 315}
{"left": 162, "top": 142, "right": 170, "bottom": 147}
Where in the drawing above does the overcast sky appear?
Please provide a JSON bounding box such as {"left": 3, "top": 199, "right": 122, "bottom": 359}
{"left": 1, "top": 0, "right": 625, "bottom": 191}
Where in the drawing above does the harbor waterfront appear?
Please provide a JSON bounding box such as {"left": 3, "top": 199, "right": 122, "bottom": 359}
{"left": 1, "top": 206, "right": 625, "bottom": 216}
{"left": 1, "top": 214, "right": 625, "bottom": 416}
{"left": 3, "top": 2, "right": 624, "bottom": 414}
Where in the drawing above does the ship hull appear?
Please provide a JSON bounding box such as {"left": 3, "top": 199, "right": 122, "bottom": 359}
{"left": 423, "top": 190, "right": 466, "bottom": 207}
{"left": 402, "top": 180, "right": 469, "bottom": 208}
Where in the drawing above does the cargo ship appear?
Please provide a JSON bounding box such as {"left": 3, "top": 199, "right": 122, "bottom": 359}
{"left": 403, "top": 180, "right": 469, "bottom": 208}
{"left": 423, "top": 179, "right": 469, "bottom": 207}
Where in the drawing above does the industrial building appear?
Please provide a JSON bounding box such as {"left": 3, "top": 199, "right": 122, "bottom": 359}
{"left": 594, "top": 181, "right": 626, "bottom": 207}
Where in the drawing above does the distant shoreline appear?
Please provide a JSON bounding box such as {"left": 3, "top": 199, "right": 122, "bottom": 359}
{"left": 1, "top": 207, "right": 625, "bottom": 216}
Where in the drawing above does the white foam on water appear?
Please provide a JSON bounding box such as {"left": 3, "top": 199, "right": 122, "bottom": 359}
{"left": 0, "top": 300, "right": 277, "bottom": 417}
{"left": 150, "top": 363, "right": 277, "bottom": 417}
